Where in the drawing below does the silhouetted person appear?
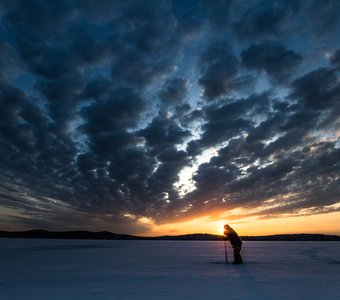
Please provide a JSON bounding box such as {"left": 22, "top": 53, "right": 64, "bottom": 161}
{"left": 224, "top": 224, "right": 243, "bottom": 264}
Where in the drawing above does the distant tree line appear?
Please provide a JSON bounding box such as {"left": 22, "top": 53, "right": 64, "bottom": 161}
{"left": 1, "top": 230, "right": 340, "bottom": 241}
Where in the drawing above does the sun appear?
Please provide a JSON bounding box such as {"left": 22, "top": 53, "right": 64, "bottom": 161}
{"left": 218, "top": 224, "right": 225, "bottom": 235}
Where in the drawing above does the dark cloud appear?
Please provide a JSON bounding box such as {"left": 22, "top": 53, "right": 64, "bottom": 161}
{"left": 182, "top": 137, "right": 340, "bottom": 221}
{"left": 291, "top": 68, "right": 339, "bottom": 110}
{"left": 330, "top": 49, "right": 340, "bottom": 68}
{"left": 305, "top": 0, "right": 340, "bottom": 36}
{"left": 140, "top": 116, "right": 191, "bottom": 154}
{"left": 187, "top": 92, "right": 271, "bottom": 154}
{"left": 0, "top": 0, "right": 339, "bottom": 232}
{"left": 241, "top": 41, "right": 302, "bottom": 82}
{"left": 175, "top": 12, "right": 203, "bottom": 41}
{"left": 0, "top": 41, "right": 20, "bottom": 79}
{"left": 110, "top": 1, "right": 183, "bottom": 89}
{"left": 81, "top": 88, "right": 146, "bottom": 135}
{"left": 158, "top": 77, "right": 189, "bottom": 106}
{"left": 198, "top": 41, "right": 240, "bottom": 100}
{"left": 232, "top": 0, "right": 302, "bottom": 40}
{"left": 2, "top": 0, "right": 76, "bottom": 79}
{"left": 201, "top": 0, "right": 234, "bottom": 28}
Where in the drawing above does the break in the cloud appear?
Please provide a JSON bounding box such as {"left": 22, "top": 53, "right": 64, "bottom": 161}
{"left": 0, "top": 0, "right": 339, "bottom": 233}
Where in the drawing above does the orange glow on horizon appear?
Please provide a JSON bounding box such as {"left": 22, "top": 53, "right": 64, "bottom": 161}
{"left": 139, "top": 210, "right": 340, "bottom": 237}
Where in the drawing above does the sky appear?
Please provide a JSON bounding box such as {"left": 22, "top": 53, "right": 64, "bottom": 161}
{"left": 0, "top": 0, "right": 339, "bottom": 236}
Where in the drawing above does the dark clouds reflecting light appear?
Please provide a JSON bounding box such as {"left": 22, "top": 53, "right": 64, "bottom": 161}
{"left": 0, "top": 0, "right": 339, "bottom": 233}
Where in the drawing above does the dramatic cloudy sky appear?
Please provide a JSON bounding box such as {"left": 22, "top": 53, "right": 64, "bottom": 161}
{"left": 0, "top": 0, "right": 339, "bottom": 235}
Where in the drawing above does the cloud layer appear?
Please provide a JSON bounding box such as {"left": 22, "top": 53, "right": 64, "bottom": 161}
{"left": 0, "top": 0, "right": 339, "bottom": 233}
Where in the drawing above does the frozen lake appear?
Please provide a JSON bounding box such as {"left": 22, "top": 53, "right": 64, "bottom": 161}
{"left": 0, "top": 239, "right": 339, "bottom": 300}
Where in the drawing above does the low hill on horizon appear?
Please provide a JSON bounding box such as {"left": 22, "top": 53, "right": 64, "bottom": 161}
{"left": 1, "top": 230, "right": 340, "bottom": 241}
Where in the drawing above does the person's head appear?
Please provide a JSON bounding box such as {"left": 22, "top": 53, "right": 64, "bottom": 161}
{"left": 224, "top": 224, "right": 230, "bottom": 232}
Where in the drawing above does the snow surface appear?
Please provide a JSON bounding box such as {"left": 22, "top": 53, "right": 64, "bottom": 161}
{"left": 0, "top": 239, "right": 339, "bottom": 300}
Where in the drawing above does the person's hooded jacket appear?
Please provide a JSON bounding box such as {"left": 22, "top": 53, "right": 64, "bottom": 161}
{"left": 224, "top": 226, "right": 242, "bottom": 247}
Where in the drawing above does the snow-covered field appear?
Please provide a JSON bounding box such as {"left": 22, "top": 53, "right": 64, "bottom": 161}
{"left": 0, "top": 239, "right": 339, "bottom": 300}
